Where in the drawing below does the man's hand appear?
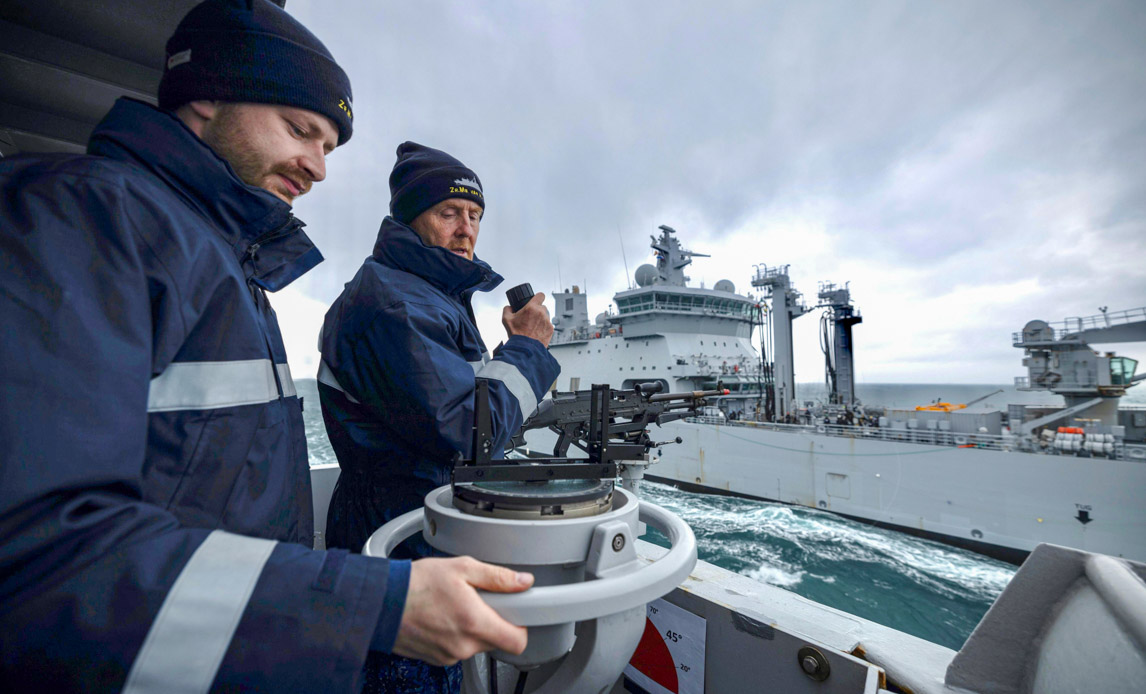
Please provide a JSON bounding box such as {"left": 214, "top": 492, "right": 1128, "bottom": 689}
{"left": 502, "top": 292, "right": 555, "bottom": 348}
{"left": 392, "top": 556, "right": 534, "bottom": 666}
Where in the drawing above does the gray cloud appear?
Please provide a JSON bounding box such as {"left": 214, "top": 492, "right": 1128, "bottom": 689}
{"left": 282, "top": 0, "right": 1146, "bottom": 383}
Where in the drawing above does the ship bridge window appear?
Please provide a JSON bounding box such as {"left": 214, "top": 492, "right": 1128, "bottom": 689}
{"left": 1111, "top": 357, "right": 1138, "bottom": 385}
{"left": 618, "top": 292, "right": 754, "bottom": 319}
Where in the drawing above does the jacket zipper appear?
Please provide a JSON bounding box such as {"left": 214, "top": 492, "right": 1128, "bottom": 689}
{"left": 246, "top": 215, "right": 305, "bottom": 262}
{"left": 243, "top": 215, "right": 304, "bottom": 399}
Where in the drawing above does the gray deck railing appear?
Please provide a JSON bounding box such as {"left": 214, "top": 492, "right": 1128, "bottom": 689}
{"left": 685, "top": 416, "right": 1017, "bottom": 451}
{"left": 682, "top": 417, "right": 1139, "bottom": 458}
{"left": 1013, "top": 306, "right": 1146, "bottom": 344}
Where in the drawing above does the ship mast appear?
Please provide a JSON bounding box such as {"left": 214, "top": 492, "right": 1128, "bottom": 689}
{"left": 816, "top": 282, "right": 862, "bottom": 407}
{"left": 751, "top": 265, "right": 810, "bottom": 420}
{"left": 650, "top": 225, "right": 709, "bottom": 286}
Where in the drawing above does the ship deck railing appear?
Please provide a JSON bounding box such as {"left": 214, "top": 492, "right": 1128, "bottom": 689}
{"left": 1012, "top": 305, "right": 1146, "bottom": 343}
{"left": 683, "top": 416, "right": 1140, "bottom": 458}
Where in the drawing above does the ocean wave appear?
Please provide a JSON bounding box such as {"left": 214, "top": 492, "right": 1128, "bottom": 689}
{"left": 639, "top": 480, "right": 1015, "bottom": 649}
{"left": 743, "top": 565, "right": 806, "bottom": 588}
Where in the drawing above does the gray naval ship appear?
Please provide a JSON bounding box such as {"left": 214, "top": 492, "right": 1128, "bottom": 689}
{"left": 526, "top": 225, "right": 1146, "bottom": 566}
{"left": 6, "top": 2, "right": 1145, "bottom": 691}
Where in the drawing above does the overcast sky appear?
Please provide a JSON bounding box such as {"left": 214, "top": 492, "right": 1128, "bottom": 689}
{"left": 275, "top": 0, "right": 1146, "bottom": 384}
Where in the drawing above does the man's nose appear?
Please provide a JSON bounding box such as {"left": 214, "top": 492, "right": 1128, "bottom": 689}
{"left": 298, "top": 144, "right": 327, "bottom": 183}
{"left": 456, "top": 216, "right": 477, "bottom": 238}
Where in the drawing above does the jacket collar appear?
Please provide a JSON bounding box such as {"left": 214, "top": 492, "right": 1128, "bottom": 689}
{"left": 372, "top": 217, "right": 503, "bottom": 297}
{"left": 86, "top": 98, "right": 321, "bottom": 291}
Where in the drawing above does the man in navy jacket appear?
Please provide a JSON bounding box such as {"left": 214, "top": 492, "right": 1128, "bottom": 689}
{"left": 318, "top": 142, "right": 561, "bottom": 692}
{"left": 0, "top": 2, "right": 530, "bottom": 691}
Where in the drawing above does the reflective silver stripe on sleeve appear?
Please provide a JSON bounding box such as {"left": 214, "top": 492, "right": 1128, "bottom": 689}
{"left": 317, "top": 360, "right": 360, "bottom": 404}
{"left": 276, "top": 363, "right": 297, "bottom": 398}
{"left": 121, "top": 531, "right": 277, "bottom": 694}
{"left": 468, "top": 351, "right": 492, "bottom": 375}
{"left": 148, "top": 360, "right": 281, "bottom": 412}
{"left": 476, "top": 360, "right": 538, "bottom": 418}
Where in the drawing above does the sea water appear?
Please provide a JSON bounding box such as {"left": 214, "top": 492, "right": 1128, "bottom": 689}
{"left": 299, "top": 379, "right": 1145, "bottom": 651}
{"left": 637, "top": 482, "right": 1014, "bottom": 651}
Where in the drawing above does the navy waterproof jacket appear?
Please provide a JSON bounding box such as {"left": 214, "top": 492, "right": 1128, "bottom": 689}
{"left": 0, "top": 99, "right": 406, "bottom": 692}
{"left": 318, "top": 219, "right": 561, "bottom": 555}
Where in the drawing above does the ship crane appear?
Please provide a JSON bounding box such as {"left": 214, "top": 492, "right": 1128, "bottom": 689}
{"left": 815, "top": 281, "right": 863, "bottom": 407}
{"left": 751, "top": 264, "right": 811, "bottom": 420}
{"left": 1013, "top": 306, "right": 1146, "bottom": 435}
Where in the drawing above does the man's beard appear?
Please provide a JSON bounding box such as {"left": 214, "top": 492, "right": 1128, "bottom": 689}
{"left": 200, "top": 108, "right": 309, "bottom": 203}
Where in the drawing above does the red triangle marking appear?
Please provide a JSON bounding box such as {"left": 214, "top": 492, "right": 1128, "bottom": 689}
{"left": 628, "top": 617, "right": 679, "bottom": 693}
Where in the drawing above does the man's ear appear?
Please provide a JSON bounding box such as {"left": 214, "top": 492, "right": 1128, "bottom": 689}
{"left": 174, "top": 100, "right": 221, "bottom": 137}
{"left": 185, "top": 100, "right": 221, "bottom": 121}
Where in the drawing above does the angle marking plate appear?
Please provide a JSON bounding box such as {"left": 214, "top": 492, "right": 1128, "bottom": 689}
{"left": 624, "top": 598, "right": 706, "bottom": 694}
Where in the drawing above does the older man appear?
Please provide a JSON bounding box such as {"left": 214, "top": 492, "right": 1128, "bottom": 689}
{"left": 0, "top": 2, "right": 529, "bottom": 691}
{"left": 318, "top": 142, "right": 561, "bottom": 692}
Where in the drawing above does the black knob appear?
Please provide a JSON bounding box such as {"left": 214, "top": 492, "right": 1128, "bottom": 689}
{"left": 506, "top": 283, "right": 535, "bottom": 312}
{"left": 636, "top": 381, "right": 665, "bottom": 395}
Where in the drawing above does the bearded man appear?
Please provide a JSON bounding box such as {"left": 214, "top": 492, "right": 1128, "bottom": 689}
{"left": 0, "top": 2, "right": 530, "bottom": 691}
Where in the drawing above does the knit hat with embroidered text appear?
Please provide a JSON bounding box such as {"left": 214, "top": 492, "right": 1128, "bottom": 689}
{"left": 389, "top": 142, "right": 485, "bottom": 225}
{"left": 158, "top": 0, "right": 354, "bottom": 145}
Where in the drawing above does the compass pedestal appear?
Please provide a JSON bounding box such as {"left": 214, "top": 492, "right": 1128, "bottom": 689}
{"left": 365, "top": 482, "right": 696, "bottom": 693}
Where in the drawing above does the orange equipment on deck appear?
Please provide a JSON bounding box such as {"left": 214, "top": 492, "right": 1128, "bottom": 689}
{"left": 915, "top": 402, "right": 967, "bottom": 412}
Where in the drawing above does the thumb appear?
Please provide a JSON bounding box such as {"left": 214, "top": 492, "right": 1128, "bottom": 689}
{"left": 466, "top": 560, "right": 534, "bottom": 594}
{"left": 530, "top": 292, "right": 547, "bottom": 306}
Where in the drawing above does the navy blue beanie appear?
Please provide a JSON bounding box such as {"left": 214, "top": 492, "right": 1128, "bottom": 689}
{"left": 158, "top": 0, "right": 354, "bottom": 145}
{"left": 389, "top": 142, "right": 485, "bottom": 224}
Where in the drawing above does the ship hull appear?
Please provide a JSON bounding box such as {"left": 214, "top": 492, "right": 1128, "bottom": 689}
{"left": 653, "top": 420, "right": 1146, "bottom": 564}
{"left": 524, "top": 421, "right": 1146, "bottom": 564}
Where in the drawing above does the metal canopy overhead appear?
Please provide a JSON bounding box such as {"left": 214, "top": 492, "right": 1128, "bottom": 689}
{"left": 0, "top": 0, "right": 285, "bottom": 156}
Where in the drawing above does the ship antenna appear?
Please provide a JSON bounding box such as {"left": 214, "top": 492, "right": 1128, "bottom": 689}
{"left": 617, "top": 224, "right": 631, "bottom": 289}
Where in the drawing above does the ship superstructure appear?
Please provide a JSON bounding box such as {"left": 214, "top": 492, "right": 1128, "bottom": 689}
{"left": 530, "top": 226, "right": 1146, "bottom": 564}
{"left": 1012, "top": 307, "right": 1146, "bottom": 437}
{"left": 550, "top": 225, "right": 764, "bottom": 398}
